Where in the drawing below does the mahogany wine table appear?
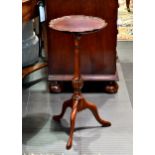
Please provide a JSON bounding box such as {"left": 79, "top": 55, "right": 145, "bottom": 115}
{"left": 49, "top": 15, "right": 111, "bottom": 150}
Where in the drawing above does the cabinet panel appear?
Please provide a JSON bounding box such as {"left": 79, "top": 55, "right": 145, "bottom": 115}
{"left": 45, "top": 0, "right": 119, "bottom": 80}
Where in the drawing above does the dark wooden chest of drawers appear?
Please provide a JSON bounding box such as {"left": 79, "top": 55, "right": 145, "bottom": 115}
{"left": 44, "top": 0, "right": 119, "bottom": 92}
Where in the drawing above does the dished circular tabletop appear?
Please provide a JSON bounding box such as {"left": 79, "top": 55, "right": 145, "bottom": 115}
{"left": 49, "top": 15, "right": 107, "bottom": 33}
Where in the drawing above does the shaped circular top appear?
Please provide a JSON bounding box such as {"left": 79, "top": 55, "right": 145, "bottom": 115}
{"left": 49, "top": 15, "right": 107, "bottom": 33}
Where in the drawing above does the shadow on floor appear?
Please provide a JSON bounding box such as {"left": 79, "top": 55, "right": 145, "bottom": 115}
{"left": 22, "top": 77, "right": 47, "bottom": 89}
{"left": 50, "top": 118, "right": 108, "bottom": 133}
{"left": 50, "top": 118, "right": 104, "bottom": 150}
{"left": 23, "top": 113, "right": 108, "bottom": 148}
{"left": 22, "top": 113, "right": 50, "bottom": 144}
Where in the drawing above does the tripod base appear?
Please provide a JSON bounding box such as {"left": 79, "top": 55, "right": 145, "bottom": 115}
{"left": 53, "top": 93, "right": 111, "bottom": 149}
